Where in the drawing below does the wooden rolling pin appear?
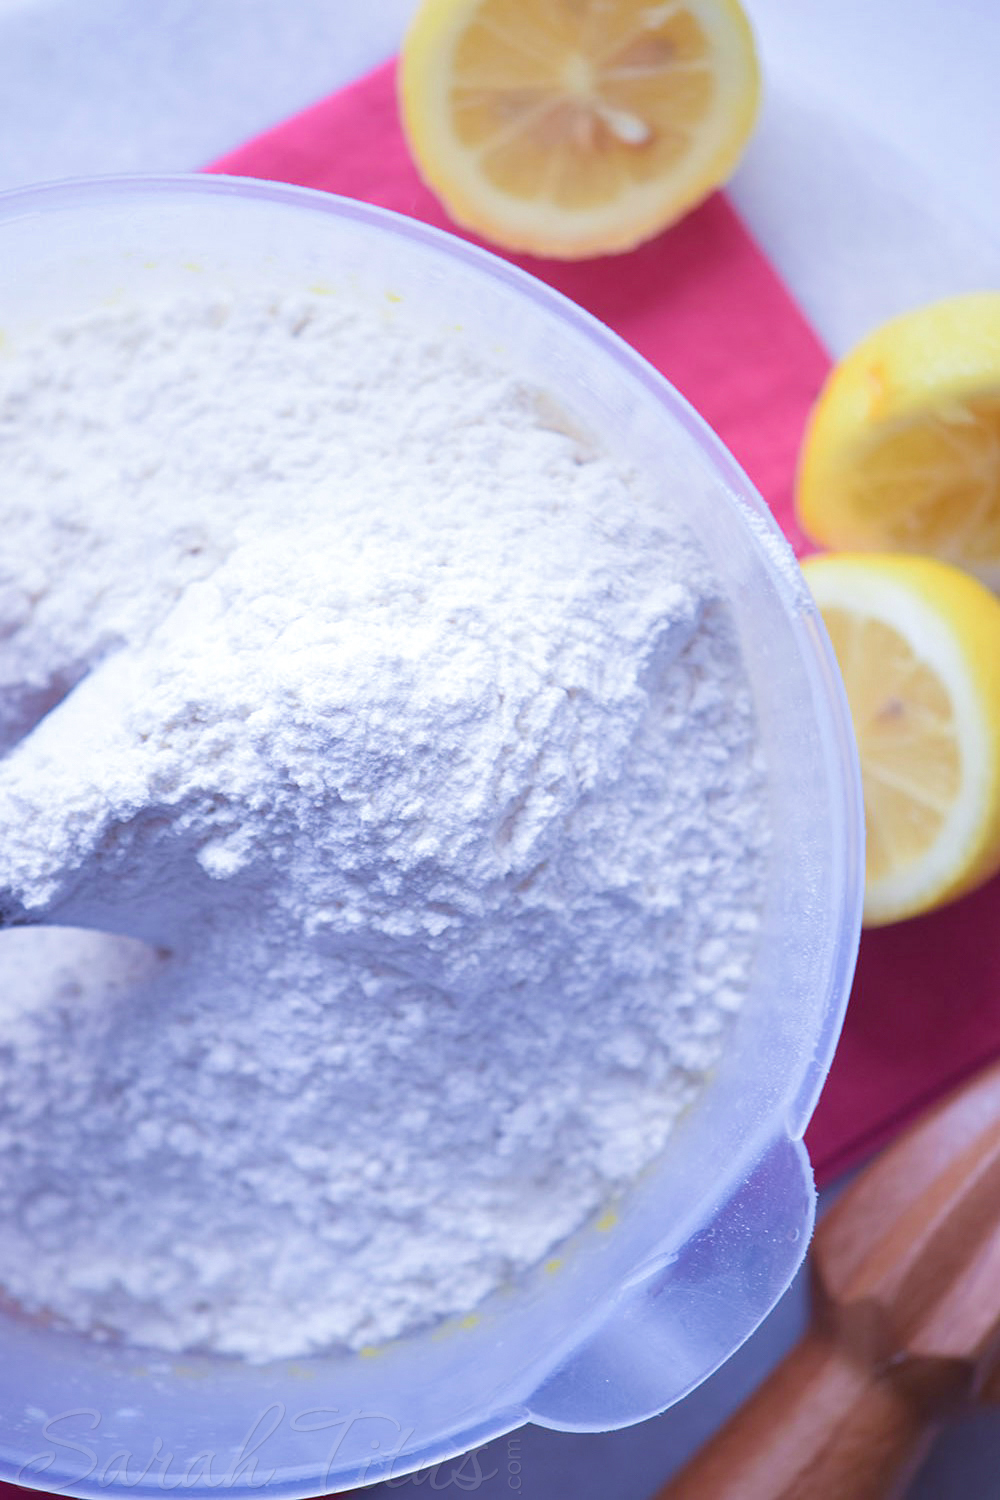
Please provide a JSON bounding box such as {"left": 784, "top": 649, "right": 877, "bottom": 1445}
{"left": 657, "top": 1058, "right": 1000, "bottom": 1500}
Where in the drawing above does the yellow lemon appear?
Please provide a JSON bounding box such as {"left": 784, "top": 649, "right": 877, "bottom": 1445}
{"left": 398, "top": 0, "right": 760, "bottom": 259}
{"left": 802, "top": 552, "right": 1000, "bottom": 926}
{"left": 797, "top": 294, "right": 1000, "bottom": 588}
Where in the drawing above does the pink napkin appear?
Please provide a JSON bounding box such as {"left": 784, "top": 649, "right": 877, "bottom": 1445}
{"left": 208, "top": 59, "right": 1000, "bottom": 1184}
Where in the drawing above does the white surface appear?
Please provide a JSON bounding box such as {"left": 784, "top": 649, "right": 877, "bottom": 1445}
{"left": 0, "top": 0, "right": 413, "bottom": 186}
{"left": 1, "top": 0, "right": 999, "bottom": 1495}
{"left": 731, "top": 0, "right": 1000, "bottom": 348}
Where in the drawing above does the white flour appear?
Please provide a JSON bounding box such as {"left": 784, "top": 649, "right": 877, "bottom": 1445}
{"left": 0, "top": 293, "right": 769, "bottom": 1360}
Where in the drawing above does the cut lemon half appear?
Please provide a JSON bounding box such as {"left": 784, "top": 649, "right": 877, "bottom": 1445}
{"left": 802, "top": 552, "right": 1000, "bottom": 927}
{"left": 797, "top": 294, "right": 1000, "bottom": 588}
{"left": 399, "top": 0, "right": 760, "bottom": 259}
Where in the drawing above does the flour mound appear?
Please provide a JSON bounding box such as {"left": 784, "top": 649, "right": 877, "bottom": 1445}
{"left": 0, "top": 295, "right": 768, "bottom": 1359}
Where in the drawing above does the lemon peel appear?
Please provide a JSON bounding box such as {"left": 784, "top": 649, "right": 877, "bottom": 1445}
{"left": 797, "top": 294, "right": 1000, "bottom": 588}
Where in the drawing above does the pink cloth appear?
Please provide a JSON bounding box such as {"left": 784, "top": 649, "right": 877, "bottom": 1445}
{"left": 207, "top": 59, "right": 1000, "bottom": 1186}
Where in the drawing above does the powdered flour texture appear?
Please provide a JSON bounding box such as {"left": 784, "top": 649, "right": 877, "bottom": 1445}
{"left": 0, "top": 294, "right": 769, "bottom": 1359}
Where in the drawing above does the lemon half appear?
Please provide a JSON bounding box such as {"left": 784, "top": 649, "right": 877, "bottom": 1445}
{"left": 399, "top": 0, "right": 760, "bottom": 259}
{"left": 803, "top": 552, "right": 1000, "bottom": 926}
{"left": 797, "top": 294, "right": 1000, "bottom": 588}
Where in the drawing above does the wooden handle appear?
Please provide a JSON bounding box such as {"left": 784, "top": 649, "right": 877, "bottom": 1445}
{"left": 659, "top": 1322, "right": 943, "bottom": 1500}
{"left": 657, "top": 1059, "right": 1000, "bottom": 1500}
{"left": 982, "top": 1362, "right": 1000, "bottom": 1404}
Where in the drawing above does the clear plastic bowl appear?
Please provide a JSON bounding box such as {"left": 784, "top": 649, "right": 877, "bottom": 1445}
{"left": 0, "top": 175, "right": 864, "bottom": 1497}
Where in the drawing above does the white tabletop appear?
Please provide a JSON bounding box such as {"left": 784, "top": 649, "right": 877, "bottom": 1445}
{"left": 1, "top": 1, "right": 999, "bottom": 1495}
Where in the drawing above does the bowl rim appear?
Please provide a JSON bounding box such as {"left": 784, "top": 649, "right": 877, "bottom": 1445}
{"left": 0, "top": 170, "right": 865, "bottom": 1491}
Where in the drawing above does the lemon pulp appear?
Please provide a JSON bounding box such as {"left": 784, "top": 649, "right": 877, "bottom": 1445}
{"left": 803, "top": 552, "right": 1000, "bottom": 926}
{"left": 400, "top": 0, "right": 760, "bottom": 258}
